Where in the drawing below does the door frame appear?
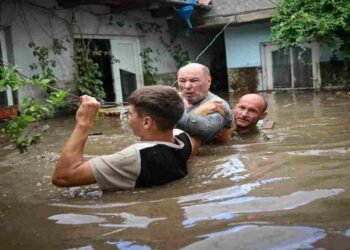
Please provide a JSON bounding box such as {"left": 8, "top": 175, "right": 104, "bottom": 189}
{"left": 260, "top": 42, "right": 321, "bottom": 90}
{"left": 110, "top": 36, "right": 144, "bottom": 103}
{"left": 0, "top": 29, "right": 14, "bottom": 106}
{"left": 73, "top": 34, "right": 144, "bottom": 103}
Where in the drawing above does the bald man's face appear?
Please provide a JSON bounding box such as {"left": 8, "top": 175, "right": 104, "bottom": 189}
{"left": 233, "top": 94, "right": 267, "bottom": 131}
{"left": 177, "top": 65, "right": 211, "bottom": 105}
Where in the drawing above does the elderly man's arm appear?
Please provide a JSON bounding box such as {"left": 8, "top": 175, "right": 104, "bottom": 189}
{"left": 52, "top": 95, "right": 99, "bottom": 187}
{"left": 193, "top": 100, "right": 226, "bottom": 116}
{"left": 177, "top": 111, "right": 226, "bottom": 143}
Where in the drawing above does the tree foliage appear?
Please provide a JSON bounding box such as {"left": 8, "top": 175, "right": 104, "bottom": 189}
{"left": 271, "top": 0, "right": 350, "bottom": 57}
{"left": 0, "top": 66, "right": 66, "bottom": 152}
{"left": 73, "top": 40, "right": 106, "bottom": 101}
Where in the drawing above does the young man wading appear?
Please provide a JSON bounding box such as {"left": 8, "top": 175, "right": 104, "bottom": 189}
{"left": 52, "top": 85, "right": 199, "bottom": 191}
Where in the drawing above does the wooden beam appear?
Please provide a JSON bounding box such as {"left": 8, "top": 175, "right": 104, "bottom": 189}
{"left": 194, "top": 8, "right": 276, "bottom": 29}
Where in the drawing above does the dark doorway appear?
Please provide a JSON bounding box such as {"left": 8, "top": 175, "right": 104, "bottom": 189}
{"left": 78, "top": 39, "right": 115, "bottom": 102}
{"left": 0, "top": 41, "right": 8, "bottom": 107}
{"left": 209, "top": 33, "right": 228, "bottom": 92}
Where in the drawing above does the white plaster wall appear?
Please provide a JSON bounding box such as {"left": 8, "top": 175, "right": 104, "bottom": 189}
{"left": 0, "top": 0, "right": 216, "bottom": 103}
{"left": 0, "top": 0, "right": 73, "bottom": 102}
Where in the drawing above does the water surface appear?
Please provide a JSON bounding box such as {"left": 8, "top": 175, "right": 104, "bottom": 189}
{"left": 0, "top": 91, "right": 349, "bottom": 249}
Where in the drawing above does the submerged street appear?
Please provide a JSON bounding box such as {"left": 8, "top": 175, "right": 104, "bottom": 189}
{"left": 0, "top": 91, "right": 349, "bottom": 249}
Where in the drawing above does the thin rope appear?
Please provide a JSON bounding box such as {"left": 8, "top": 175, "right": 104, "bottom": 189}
{"left": 171, "top": 16, "right": 235, "bottom": 86}
{"left": 194, "top": 16, "right": 235, "bottom": 62}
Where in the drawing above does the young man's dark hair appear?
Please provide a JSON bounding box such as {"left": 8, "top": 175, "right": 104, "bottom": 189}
{"left": 128, "top": 85, "right": 184, "bottom": 131}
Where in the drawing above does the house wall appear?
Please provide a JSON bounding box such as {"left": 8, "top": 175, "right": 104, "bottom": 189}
{"left": 224, "top": 21, "right": 271, "bottom": 92}
{"left": 0, "top": 0, "right": 215, "bottom": 103}
{"left": 223, "top": 19, "right": 350, "bottom": 91}
{"left": 319, "top": 45, "right": 350, "bottom": 88}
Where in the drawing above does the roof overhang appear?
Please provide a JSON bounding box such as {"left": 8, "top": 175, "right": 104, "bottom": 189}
{"left": 193, "top": 8, "right": 276, "bottom": 30}
{"left": 57, "top": 0, "right": 211, "bottom": 13}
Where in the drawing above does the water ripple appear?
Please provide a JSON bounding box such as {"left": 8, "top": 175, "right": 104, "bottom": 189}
{"left": 97, "top": 212, "right": 166, "bottom": 228}
{"left": 182, "top": 189, "right": 344, "bottom": 226}
{"left": 287, "top": 148, "right": 350, "bottom": 156}
{"left": 48, "top": 213, "right": 106, "bottom": 225}
{"left": 107, "top": 240, "right": 152, "bottom": 250}
{"left": 211, "top": 156, "right": 248, "bottom": 181}
{"left": 178, "top": 177, "right": 289, "bottom": 205}
{"left": 181, "top": 225, "right": 326, "bottom": 250}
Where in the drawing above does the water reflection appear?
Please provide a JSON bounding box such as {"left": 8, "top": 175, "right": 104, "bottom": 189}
{"left": 50, "top": 201, "right": 141, "bottom": 209}
{"left": 49, "top": 214, "right": 106, "bottom": 225}
{"left": 287, "top": 147, "right": 350, "bottom": 156}
{"left": 1, "top": 91, "right": 350, "bottom": 249}
{"left": 345, "top": 229, "right": 350, "bottom": 237}
{"left": 182, "top": 189, "right": 344, "bottom": 227}
{"left": 182, "top": 225, "right": 326, "bottom": 250}
{"left": 107, "top": 240, "right": 152, "bottom": 250}
{"left": 97, "top": 212, "right": 166, "bottom": 228}
{"left": 67, "top": 245, "right": 95, "bottom": 250}
{"left": 178, "top": 177, "right": 289, "bottom": 204}
{"left": 211, "top": 156, "right": 248, "bottom": 181}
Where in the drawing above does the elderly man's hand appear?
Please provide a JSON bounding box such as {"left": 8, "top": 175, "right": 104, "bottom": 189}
{"left": 214, "top": 128, "right": 232, "bottom": 143}
{"left": 76, "top": 95, "right": 100, "bottom": 128}
{"left": 194, "top": 100, "right": 225, "bottom": 116}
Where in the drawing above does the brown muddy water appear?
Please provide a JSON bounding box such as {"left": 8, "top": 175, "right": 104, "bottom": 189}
{"left": 0, "top": 91, "right": 350, "bottom": 250}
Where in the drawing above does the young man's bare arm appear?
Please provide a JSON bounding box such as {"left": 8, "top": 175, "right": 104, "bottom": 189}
{"left": 52, "top": 96, "right": 99, "bottom": 187}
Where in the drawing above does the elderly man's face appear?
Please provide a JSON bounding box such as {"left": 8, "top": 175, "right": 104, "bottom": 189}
{"left": 177, "top": 65, "right": 211, "bottom": 105}
{"left": 233, "top": 94, "right": 267, "bottom": 130}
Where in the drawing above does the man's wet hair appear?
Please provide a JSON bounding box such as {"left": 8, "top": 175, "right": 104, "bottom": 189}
{"left": 128, "top": 85, "right": 184, "bottom": 131}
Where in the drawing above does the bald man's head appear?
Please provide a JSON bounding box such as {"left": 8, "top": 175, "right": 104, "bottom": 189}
{"left": 177, "top": 63, "right": 212, "bottom": 104}
{"left": 239, "top": 94, "right": 267, "bottom": 111}
{"left": 233, "top": 94, "right": 267, "bottom": 133}
{"left": 178, "top": 63, "right": 211, "bottom": 77}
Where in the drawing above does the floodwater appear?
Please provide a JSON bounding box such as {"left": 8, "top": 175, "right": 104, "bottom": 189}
{"left": 0, "top": 91, "right": 350, "bottom": 250}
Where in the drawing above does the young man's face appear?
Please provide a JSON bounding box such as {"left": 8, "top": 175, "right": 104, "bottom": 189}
{"left": 177, "top": 65, "right": 211, "bottom": 105}
{"left": 128, "top": 105, "right": 144, "bottom": 137}
{"left": 233, "top": 95, "right": 266, "bottom": 131}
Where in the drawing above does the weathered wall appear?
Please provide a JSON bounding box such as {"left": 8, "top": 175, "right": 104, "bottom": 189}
{"left": 320, "top": 61, "right": 350, "bottom": 88}
{"left": 224, "top": 21, "right": 270, "bottom": 92}
{"left": 0, "top": 0, "right": 215, "bottom": 102}
{"left": 225, "top": 22, "right": 270, "bottom": 68}
{"left": 227, "top": 67, "right": 259, "bottom": 93}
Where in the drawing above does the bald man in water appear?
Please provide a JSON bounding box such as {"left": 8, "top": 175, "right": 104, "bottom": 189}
{"left": 232, "top": 93, "right": 267, "bottom": 134}
{"left": 197, "top": 93, "right": 268, "bottom": 141}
